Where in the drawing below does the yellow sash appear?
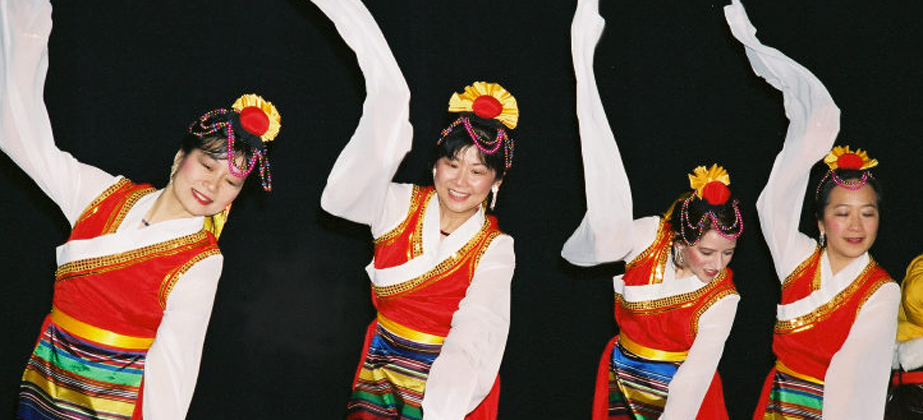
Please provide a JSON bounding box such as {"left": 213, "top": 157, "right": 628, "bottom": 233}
{"left": 619, "top": 332, "right": 688, "bottom": 362}
{"left": 51, "top": 306, "right": 154, "bottom": 350}
{"left": 377, "top": 313, "right": 445, "bottom": 345}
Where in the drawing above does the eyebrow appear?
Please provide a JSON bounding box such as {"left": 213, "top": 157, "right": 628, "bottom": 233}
{"left": 832, "top": 203, "right": 878, "bottom": 209}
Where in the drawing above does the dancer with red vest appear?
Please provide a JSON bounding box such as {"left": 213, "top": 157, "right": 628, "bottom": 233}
{"left": 1, "top": 2, "right": 280, "bottom": 419}
{"left": 725, "top": 2, "right": 899, "bottom": 419}
{"left": 563, "top": 1, "right": 743, "bottom": 418}
{"left": 312, "top": 0, "right": 516, "bottom": 418}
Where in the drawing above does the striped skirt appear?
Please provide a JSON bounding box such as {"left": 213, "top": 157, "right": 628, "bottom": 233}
{"left": 347, "top": 319, "right": 442, "bottom": 420}
{"left": 17, "top": 317, "right": 145, "bottom": 420}
{"left": 593, "top": 336, "right": 728, "bottom": 420}
{"left": 605, "top": 341, "right": 679, "bottom": 420}
{"left": 753, "top": 367, "right": 823, "bottom": 420}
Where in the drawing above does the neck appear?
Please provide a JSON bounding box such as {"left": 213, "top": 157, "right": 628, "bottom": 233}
{"left": 826, "top": 249, "right": 858, "bottom": 276}
{"left": 145, "top": 183, "right": 192, "bottom": 224}
{"left": 438, "top": 205, "right": 478, "bottom": 234}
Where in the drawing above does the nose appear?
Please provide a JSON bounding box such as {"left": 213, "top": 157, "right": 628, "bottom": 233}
{"left": 846, "top": 213, "right": 861, "bottom": 230}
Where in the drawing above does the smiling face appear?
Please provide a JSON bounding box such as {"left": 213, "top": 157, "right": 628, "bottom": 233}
{"left": 166, "top": 149, "right": 246, "bottom": 218}
{"left": 818, "top": 183, "right": 879, "bottom": 271}
{"left": 432, "top": 145, "right": 501, "bottom": 222}
{"left": 675, "top": 230, "right": 737, "bottom": 283}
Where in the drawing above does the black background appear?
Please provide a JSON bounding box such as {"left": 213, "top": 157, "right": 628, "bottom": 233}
{"left": 1, "top": 1, "right": 921, "bottom": 418}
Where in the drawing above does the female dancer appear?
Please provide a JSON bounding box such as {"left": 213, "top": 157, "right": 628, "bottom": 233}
{"left": 724, "top": 1, "right": 899, "bottom": 418}
{"left": 888, "top": 254, "right": 923, "bottom": 419}
{"left": 1, "top": 1, "right": 280, "bottom": 418}
{"left": 312, "top": 0, "right": 515, "bottom": 418}
{"left": 563, "top": 1, "right": 742, "bottom": 418}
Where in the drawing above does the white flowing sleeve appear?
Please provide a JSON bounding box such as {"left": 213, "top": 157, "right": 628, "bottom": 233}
{"left": 315, "top": 0, "right": 414, "bottom": 233}
{"left": 142, "top": 255, "right": 223, "bottom": 420}
{"left": 561, "top": 0, "right": 635, "bottom": 267}
{"left": 660, "top": 296, "right": 739, "bottom": 420}
{"left": 724, "top": 0, "right": 840, "bottom": 279}
{"left": 422, "top": 235, "right": 514, "bottom": 420}
{"left": 822, "top": 283, "right": 900, "bottom": 419}
{"left": 0, "top": 0, "right": 118, "bottom": 224}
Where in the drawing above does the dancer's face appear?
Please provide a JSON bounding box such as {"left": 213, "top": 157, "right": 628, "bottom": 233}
{"left": 168, "top": 149, "right": 246, "bottom": 218}
{"left": 433, "top": 146, "right": 500, "bottom": 221}
{"left": 818, "top": 183, "right": 879, "bottom": 268}
{"left": 675, "top": 230, "right": 737, "bottom": 283}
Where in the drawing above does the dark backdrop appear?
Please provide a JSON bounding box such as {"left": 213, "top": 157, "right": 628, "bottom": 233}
{"left": 2, "top": 1, "right": 921, "bottom": 418}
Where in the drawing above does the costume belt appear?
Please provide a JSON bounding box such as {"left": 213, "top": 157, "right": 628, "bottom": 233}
{"left": 618, "top": 332, "right": 688, "bottom": 362}
{"left": 377, "top": 313, "right": 445, "bottom": 345}
{"left": 776, "top": 360, "right": 824, "bottom": 385}
{"left": 51, "top": 305, "right": 154, "bottom": 350}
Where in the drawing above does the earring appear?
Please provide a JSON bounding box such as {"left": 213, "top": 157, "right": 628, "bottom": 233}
{"left": 673, "top": 245, "right": 685, "bottom": 267}
{"left": 490, "top": 185, "right": 499, "bottom": 210}
{"left": 432, "top": 168, "right": 437, "bottom": 180}
{"left": 170, "top": 160, "right": 179, "bottom": 179}
{"left": 819, "top": 231, "right": 826, "bottom": 247}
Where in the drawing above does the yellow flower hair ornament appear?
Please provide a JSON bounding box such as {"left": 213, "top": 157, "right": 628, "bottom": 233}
{"left": 679, "top": 164, "right": 743, "bottom": 245}
{"left": 439, "top": 82, "right": 518, "bottom": 170}
{"left": 816, "top": 145, "right": 878, "bottom": 198}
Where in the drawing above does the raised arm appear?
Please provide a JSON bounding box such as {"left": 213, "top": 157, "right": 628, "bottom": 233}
{"left": 724, "top": 0, "right": 840, "bottom": 279}
{"left": 142, "top": 256, "right": 223, "bottom": 420}
{"left": 315, "top": 0, "right": 413, "bottom": 231}
{"left": 561, "top": 0, "right": 635, "bottom": 267}
{"left": 0, "top": 0, "right": 117, "bottom": 224}
{"left": 422, "top": 236, "right": 514, "bottom": 419}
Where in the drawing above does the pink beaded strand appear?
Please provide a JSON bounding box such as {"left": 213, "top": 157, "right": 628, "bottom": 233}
{"left": 814, "top": 170, "right": 873, "bottom": 199}
{"left": 438, "top": 115, "right": 515, "bottom": 170}
{"left": 679, "top": 196, "right": 744, "bottom": 246}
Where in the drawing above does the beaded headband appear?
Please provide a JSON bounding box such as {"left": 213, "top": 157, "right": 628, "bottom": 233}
{"left": 679, "top": 164, "right": 743, "bottom": 246}
{"left": 815, "top": 145, "right": 878, "bottom": 198}
{"left": 438, "top": 82, "right": 518, "bottom": 170}
{"left": 188, "top": 94, "right": 281, "bottom": 191}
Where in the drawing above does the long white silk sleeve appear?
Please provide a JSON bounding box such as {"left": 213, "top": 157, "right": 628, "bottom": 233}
{"left": 561, "top": 0, "right": 635, "bottom": 266}
{"left": 822, "top": 283, "right": 900, "bottom": 419}
{"left": 724, "top": 0, "right": 840, "bottom": 279}
{"left": 0, "top": 0, "right": 118, "bottom": 224}
{"left": 315, "top": 0, "right": 413, "bottom": 233}
{"left": 142, "top": 255, "right": 224, "bottom": 420}
{"left": 660, "top": 296, "right": 739, "bottom": 420}
{"left": 422, "top": 236, "right": 515, "bottom": 420}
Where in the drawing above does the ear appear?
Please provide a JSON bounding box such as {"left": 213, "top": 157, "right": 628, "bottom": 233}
{"left": 171, "top": 150, "right": 186, "bottom": 179}
{"left": 492, "top": 179, "right": 503, "bottom": 191}
{"left": 816, "top": 218, "right": 825, "bottom": 236}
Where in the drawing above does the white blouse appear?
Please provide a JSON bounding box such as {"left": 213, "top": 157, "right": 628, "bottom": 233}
{"left": 563, "top": 1, "right": 738, "bottom": 419}
{"left": 311, "top": 0, "right": 515, "bottom": 419}
{"left": 2, "top": 1, "right": 224, "bottom": 419}
{"left": 725, "top": 2, "right": 900, "bottom": 419}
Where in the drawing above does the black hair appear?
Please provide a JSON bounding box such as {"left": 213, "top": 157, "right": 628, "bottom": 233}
{"left": 665, "top": 191, "right": 742, "bottom": 245}
{"left": 813, "top": 168, "right": 883, "bottom": 221}
{"left": 430, "top": 113, "right": 508, "bottom": 181}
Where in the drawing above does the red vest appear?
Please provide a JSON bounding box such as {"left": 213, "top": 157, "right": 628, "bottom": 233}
{"left": 371, "top": 186, "right": 503, "bottom": 336}
{"left": 616, "top": 220, "right": 738, "bottom": 355}
{"left": 773, "top": 248, "right": 893, "bottom": 382}
{"left": 54, "top": 179, "right": 221, "bottom": 340}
